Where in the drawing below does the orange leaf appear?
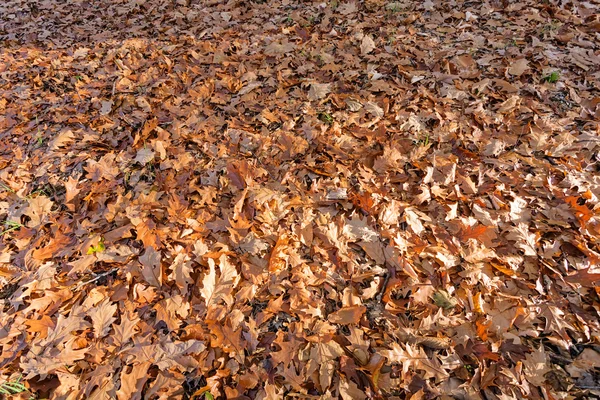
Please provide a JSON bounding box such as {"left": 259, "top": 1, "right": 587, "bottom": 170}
{"left": 476, "top": 318, "right": 490, "bottom": 341}
{"left": 327, "top": 306, "right": 366, "bottom": 325}
{"left": 565, "top": 196, "right": 594, "bottom": 227}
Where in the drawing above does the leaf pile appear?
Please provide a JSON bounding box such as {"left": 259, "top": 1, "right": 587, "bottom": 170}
{"left": 1, "top": 0, "right": 600, "bottom": 398}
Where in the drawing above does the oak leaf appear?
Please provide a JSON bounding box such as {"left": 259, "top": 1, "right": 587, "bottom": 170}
{"left": 89, "top": 299, "right": 117, "bottom": 339}
{"left": 308, "top": 83, "right": 331, "bottom": 101}
{"left": 139, "top": 246, "right": 162, "bottom": 287}
{"left": 116, "top": 362, "right": 150, "bottom": 400}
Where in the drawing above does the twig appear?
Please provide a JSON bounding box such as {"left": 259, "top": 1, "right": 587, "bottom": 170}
{"left": 375, "top": 271, "right": 390, "bottom": 303}
{"left": 74, "top": 268, "right": 119, "bottom": 291}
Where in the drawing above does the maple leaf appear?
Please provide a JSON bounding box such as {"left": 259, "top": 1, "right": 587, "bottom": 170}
{"left": 565, "top": 196, "right": 594, "bottom": 227}
{"left": 237, "top": 231, "right": 269, "bottom": 255}
{"left": 43, "top": 313, "right": 90, "bottom": 347}
{"left": 72, "top": 47, "right": 89, "bottom": 59}
{"left": 458, "top": 222, "right": 497, "bottom": 247}
{"left": 404, "top": 208, "right": 426, "bottom": 236}
{"left": 338, "top": 2, "right": 357, "bottom": 15}
{"left": 339, "top": 376, "right": 366, "bottom": 400}
{"left": 364, "top": 102, "right": 384, "bottom": 117}
{"left": 564, "top": 268, "right": 600, "bottom": 287}
{"left": 281, "top": 362, "right": 306, "bottom": 393}
{"left": 271, "top": 332, "right": 304, "bottom": 368}
{"left": 154, "top": 295, "right": 189, "bottom": 331}
{"left": 206, "top": 320, "right": 244, "bottom": 363}
{"left": 264, "top": 40, "right": 295, "bottom": 55}
{"left": 135, "top": 96, "right": 152, "bottom": 113}
{"left": 523, "top": 346, "right": 549, "bottom": 387}
{"left": 539, "top": 304, "right": 575, "bottom": 342}
{"left": 154, "top": 338, "right": 205, "bottom": 370}
{"left": 50, "top": 129, "right": 75, "bottom": 150}
{"left": 383, "top": 342, "right": 448, "bottom": 381}
{"left": 100, "top": 100, "right": 112, "bottom": 115}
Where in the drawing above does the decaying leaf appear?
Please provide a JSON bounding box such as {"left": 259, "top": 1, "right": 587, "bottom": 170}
{"left": 432, "top": 290, "right": 458, "bottom": 310}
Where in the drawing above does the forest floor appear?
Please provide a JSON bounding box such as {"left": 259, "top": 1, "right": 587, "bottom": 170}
{"left": 1, "top": 0, "right": 600, "bottom": 399}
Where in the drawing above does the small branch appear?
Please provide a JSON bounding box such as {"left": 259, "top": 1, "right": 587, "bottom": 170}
{"left": 375, "top": 271, "right": 390, "bottom": 303}
{"left": 74, "top": 268, "right": 119, "bottom": 291}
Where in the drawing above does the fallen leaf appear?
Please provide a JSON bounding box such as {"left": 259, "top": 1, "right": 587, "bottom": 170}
{"left": 360, "top": 35, "right": 376, "bottom": 55}
{"left": 327, "top": 306, "right": 366, "bottom": 325}
{"left": 139, "top": 246, "right": 162, "bottom": 287}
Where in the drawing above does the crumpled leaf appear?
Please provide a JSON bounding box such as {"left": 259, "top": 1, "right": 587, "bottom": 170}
{"left": 360, "top": 35, "right": 375, "bottom": 55}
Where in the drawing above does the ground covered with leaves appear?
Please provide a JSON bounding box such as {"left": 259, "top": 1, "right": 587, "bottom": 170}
{"left": 1, "top": 0, "right": 600, "bottom": 398}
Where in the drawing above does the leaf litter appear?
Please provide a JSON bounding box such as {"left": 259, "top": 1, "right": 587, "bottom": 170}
{"left": 0, "top": 0, "right": 600, "bottom": 398}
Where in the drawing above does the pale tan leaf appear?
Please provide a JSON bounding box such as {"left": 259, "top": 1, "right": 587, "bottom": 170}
{"left": 89, "top": 298, "right": 117, "bottom": 339}
{"left": 506, "top": 223, "right": 538, "bottom": 256}
{"left": 339, "top": 376, "right": 366, "bottom": 400}
{"left": 308, "top": 83, "right": 331, "bottom": 101}
{"left": 134, "top": 148, "right": 155, "bottom": 165}
{"left": 168, "top": 252, "right": 193, "bottom": 295}
{"left": 360, "top": 35, "right": 375, "bottom": 55}
{"left": 508, "top": 58, "right": 529, "bottom": 76}
{"left": 112, "top": 312, "right": 140, "bottom": 346}
{"left": 100, "top": 100, "right": 113, "bottom": 115}
{"left": 496, "top": 96, "right": 520, "bottom": 113}
{"left": 25, "top": 196, "right": 54, "bottom": 227}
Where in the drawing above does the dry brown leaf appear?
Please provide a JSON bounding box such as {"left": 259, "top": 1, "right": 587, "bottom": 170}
{"left": 139, "top": 246, "right": 162, "bottom": 287}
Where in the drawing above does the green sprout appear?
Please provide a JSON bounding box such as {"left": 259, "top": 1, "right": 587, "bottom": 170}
{"left": 87, "top": 238, "right": 106, "bottom": 255}
{"left": 0, "top": 375, "right": 29, "bottom": 396}
{"left": 318, "top": 112, "right": 334, "bottom": 125}
{"left": 386, "top": 2, "right": 403, "bottom": 12}
{"left": 0, "top": 182, "right": 15, "bottom": 193}
{"left": 543, "top": 71, "right": 560, "bottom": 83}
